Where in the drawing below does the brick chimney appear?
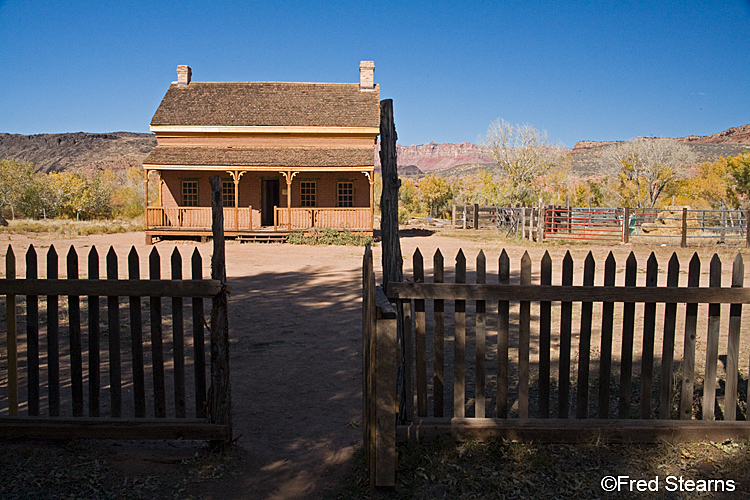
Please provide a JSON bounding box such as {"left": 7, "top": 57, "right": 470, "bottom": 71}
{"left": 176, "top": 65, "right": 192, "bottom": 86}
{"left": 359, "top": 61, "right": 375, "bottom": 91}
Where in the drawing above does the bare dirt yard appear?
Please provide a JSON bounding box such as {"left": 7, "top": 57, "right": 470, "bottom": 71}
{"left": 2, "top": 228, "right": 750, "bottom": 499}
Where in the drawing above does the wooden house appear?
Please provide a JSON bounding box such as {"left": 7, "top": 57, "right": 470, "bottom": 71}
{"left": 143, "top": 62, "right": 380, "bottom": 243}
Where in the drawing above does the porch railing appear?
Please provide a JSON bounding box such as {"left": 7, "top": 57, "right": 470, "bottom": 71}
{"left": 274, "top": 207, "right": 372, "bottom": 231}
{"left": 146, "top": 207, "right": 253, "bottom": 232}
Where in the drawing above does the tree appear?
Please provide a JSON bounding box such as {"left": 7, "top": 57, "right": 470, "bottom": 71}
{"left": 483, "top": 119, "right": 567, "bottom": 204}
{"left": 726, "top": 151, "right": 750, "bottom": 205}
{"left": 668, "top": 157, "right": 738, "bottom": 209}
{"left": 418, "top": 174, "right": 453, "bottom": 217}
{"left": 0, "top": 159, "right": 36, "bottom": 219}
{"left": 602, "top": 138, "right": 695, "bottom": 209}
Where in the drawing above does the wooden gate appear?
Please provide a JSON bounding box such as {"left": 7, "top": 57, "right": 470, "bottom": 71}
{"left": 364, "top": 246, "right": 750, "bottom": 488}
{"left": 1, "top": 177, "right": 232, "bottom": 441}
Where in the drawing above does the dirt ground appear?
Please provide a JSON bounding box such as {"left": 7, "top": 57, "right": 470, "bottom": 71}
{"left": 1, "top": 229, "right": 750, "bottom": 499}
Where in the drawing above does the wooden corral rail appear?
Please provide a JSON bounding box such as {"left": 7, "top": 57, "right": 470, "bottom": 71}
{"left": 364, "top": 246, "right": 750, "bottom": 487}
{"left": 1, "top": 243, "right": 230, "bottom": 441}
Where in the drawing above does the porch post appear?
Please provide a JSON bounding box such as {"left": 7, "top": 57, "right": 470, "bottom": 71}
{"left": 143, "top": 169, "right": 149, "bottom": 224}
{"left": 281, "top": 170, "right": 297, "bottom": 232}
{"left": 364, "top": 171, "right": 374, "bottom": 232}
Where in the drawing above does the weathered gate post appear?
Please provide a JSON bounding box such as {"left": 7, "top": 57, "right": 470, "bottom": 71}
{"left": 208, "top": 175, "right": 232, "bottom": 443}
{"left": 379, "top": 99, "right": 402, "bottom": 293}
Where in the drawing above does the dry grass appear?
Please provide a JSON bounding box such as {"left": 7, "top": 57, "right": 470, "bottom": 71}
{"left": 0, "top": 218, "right": 143, "bottom": 238}
{"left": 332, "top": 438, "right": 750, "bottom": 499}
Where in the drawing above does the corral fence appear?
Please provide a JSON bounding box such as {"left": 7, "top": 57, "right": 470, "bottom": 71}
{"left": 1, "top": 177, "right": 232, "bottom": 441}
{"left": 363, "top": 245, "right": 750, "bottom": 488}
{"left": 452, "top": 204, "right": 750, "bottom": 247}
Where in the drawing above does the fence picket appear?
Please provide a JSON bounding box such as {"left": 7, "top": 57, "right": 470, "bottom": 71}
{"left": 475, "top": 250, "right": 486, "bottom": 418}
{"left": 107, "top": 247, "right": 122, "bottom": 418}
{"left": 725, "top": 254, "right": 744, "bottom": 420}
{"left": 576, "top": 252, "right": 594, "bottom": 419}
{"left": 598, "top": 252, "right": 616, "bottom": 418}
{"left": 433, "top": 249, "right": 444, "bottom": 418}
{"left": 192, "top": 248, "right": 207, "bottom": 418}
{"left": 47, "top": 245, "right": 60, "bottom": 416}
{"left": 6, "top": 246, "right": 17, "bottom": 416}
{"left": 519, "top": 252, "right": 531, "bottom": 419}
{"left": 172, "top": 248, "right": 186, "bottom": 418}
{"left": 454, "top": 250, "right": 466, "bottom": 418}
{"left": 619, "top": 252, "right": 637, "bottom": 418}
{"left": 558, "top": 251, "right": 573, "bottom": 418}
{"left": 150, "top": 247, "right": 166, "bottom": 418}
{"left": 26, "top": 245, "right": 39, "bottom": 416}
{"left": 680, "top": 254, "right": 701, "bottom": 419}
{"left": 128, "top": 247, "right": 146, "bottom": 418}
{"left": 538, "top": 251, "right": 552, "bottom": 418}
{"left": 497, "top": 250, "right": 510, "bottom": 418}
{"left": 67, "top": 247, "right": 83, "bottom": 417}
{"left": 702, "top": 255, "right": 722, "bottom": 420}
{"left": 88, "top": 247, "right": 100, "bottom": 417}
{"left": 659, "top": 254, "right": 679, "bottom": 419}
{"left": 640, "top": 253, "right": 658, "bottom": 419}
{"left": 414, "top": 248, "right": 426, "bottom": 417}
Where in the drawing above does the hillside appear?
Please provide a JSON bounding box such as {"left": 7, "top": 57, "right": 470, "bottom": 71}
{"left": 0, "top": 132, "right": 156, "bottom": 174}
{"left": 1, "top": 125, "right": 748, "bottom": 178}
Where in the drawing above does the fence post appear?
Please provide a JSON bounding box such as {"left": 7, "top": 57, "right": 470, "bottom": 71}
{"left": 462, "top": 205, "right": 467, "bottom": 229}
{"left": 623, "top": 207, "right": 630, "bottom": 243}
{"left": 473, "top": 203, "right": 479, "bottom": 230}
{"left": 208, "top": 175, "right": 232, "bottom": 443}
{"left": 520, "top": 208, "right": 526, "bottom": 239}
{"left": 746, "top": 210, "right": 750, "bottom": 248}
{"left": 451, "top": 204, "right": 456, "bottom": 229}
{"left": 537, "top": 201, "right": 545, "bottom": 242}
{"left": 528, "top": 208, "right": 533, "bottom": 242}
{"left": 681, "top": 207, "right": 688, "bottom": 248}
{"left": 373, "top": 286, "right": 397, "bottom": 490}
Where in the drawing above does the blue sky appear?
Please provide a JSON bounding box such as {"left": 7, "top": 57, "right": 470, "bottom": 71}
{"left": 0, "top": 0, "right": 748, "bottom": 148}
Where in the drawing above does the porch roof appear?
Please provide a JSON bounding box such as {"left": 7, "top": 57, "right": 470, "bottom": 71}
{"left": 143, "top": 146, "right": 374, "bottom": 169}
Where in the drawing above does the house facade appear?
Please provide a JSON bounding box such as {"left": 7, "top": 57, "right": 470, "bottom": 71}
{"left": 143, "top": 62, "right": 380, "bottom": 243}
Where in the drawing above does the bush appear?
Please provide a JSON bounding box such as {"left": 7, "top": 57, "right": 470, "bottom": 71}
{"left": 287, "top": 228, "right": 374, "bottom": 246}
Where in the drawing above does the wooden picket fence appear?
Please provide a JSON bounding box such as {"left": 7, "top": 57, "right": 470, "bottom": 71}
{"left": 0, "top": 243, "right": 230, "bottom": 441}
{"left": 364, "top": 246, "right": 750, "bottom": 488}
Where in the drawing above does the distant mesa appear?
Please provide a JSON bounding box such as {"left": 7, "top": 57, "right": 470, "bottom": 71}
{"left": 1, "top": 125, "right": 748, "bottom": 177}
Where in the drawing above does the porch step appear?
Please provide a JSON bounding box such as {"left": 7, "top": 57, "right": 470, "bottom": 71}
{"left": 237, "top": 233, "right": 288, "bottom": 243}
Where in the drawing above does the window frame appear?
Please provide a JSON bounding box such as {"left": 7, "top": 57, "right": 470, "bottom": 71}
{"left": 300, "top": 181, "right": 316, "bottom": 207}
{"left": 181, "top": 179, "right": 199, "bottom": 207}
{"left": 222, "top": 179, "right": 235, "bottom": 208}
{"left": 337, "top": 181, "right": 354, "bottom": 207}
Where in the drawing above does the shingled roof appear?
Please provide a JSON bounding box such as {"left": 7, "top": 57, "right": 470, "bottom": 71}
{"left": 144, "top": 146, "right": 374, "bottom": 168}
{"left": 151, "top": 82, "right": 380, "bottom": 128}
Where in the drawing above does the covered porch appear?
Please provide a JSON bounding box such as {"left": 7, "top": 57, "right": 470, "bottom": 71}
{"left": 143, "top": 165, "right": 375, "bottom": 243}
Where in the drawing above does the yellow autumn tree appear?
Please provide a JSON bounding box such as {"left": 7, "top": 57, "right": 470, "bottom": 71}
{"left": 418, "top": 174, "right": 453, "bottom": 217}
{"left": 668, "top": 158, "right": 738, "bottom": 209}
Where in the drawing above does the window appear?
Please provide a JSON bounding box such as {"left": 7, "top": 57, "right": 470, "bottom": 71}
{"left": 182, "top": 180, "right": 199, "bottom": 207}
{"left": 222, "top": 180, "right": 235, "bottom": 207}
{"left": 300, "top": 181, "right": 316, "bottom": 207}
{"left": 337, "top": 182, "right": 354, "bottom": 207}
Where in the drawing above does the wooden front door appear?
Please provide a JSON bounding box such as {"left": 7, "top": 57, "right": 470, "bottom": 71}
{"left": 261, "top": 179, "right": 280, "bottom": 226}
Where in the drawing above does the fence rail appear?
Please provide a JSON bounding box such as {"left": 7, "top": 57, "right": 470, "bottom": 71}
{"left": 364, "top": 246, "right": 750, "bottom": 487}
{"left": 452, "top": 204, "right": 750, "bottom": 247}
{"left": 1, "top": 243, "right": 230, "bottom": 441}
